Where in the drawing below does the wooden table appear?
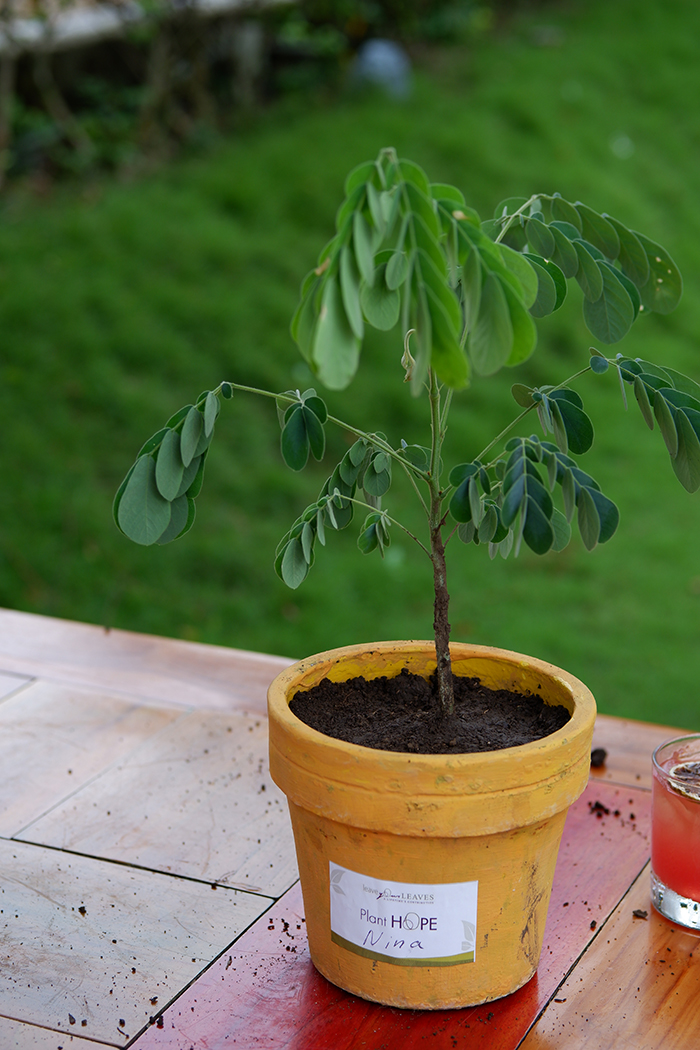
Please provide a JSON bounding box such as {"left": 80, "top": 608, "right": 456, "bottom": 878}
{"left": 0, "top": 608, "right": 698, "bottom": 1049}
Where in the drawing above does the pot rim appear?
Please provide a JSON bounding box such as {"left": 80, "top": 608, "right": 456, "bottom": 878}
{"left": 268, "top": 640, "right": 597, "bottom": 834}
{"left": 268, "top": 639, "right": 595, "bottom": 767}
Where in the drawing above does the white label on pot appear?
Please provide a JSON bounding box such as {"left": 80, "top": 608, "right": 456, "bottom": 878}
{"left": 329, "top": 862, "right": 478, "bottom": 967}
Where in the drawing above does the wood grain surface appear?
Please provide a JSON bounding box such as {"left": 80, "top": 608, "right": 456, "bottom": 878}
{"left": 0, "top": 680, "right": 183, "bottom": 836}
{"left": 0, "top": 838, "right": 272, "bottom": 1047}
{"left": 0, "top": 1014, "right": 107, "bottom": 1048}
{"left": 0, "top": 608, "right": 293, "bottom": 715}
{"left": 18, "top": 708, "right": 299, "bottom": 897}
{"left": 590, "top": 716, "right": 688, "bottom": 791}
{"left": 520, "top": 863, "right": 700, "bottom": 1049}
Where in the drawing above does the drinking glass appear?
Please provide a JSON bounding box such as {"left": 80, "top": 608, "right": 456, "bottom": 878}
{"left": 651, "top": 734, "right": 700, "bottom": 929}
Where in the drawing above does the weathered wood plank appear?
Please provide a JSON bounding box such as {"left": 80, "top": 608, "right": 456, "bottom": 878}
{"left": 0, "top": 608, "right": 293, "bottom": 714}
{"left": 133, "top": 780, "right": 652, "bottom": 1049}
{"left": 19, "top": 709, "right": 298, "bottom": 897}
{"left": 0, "top": 838, "right": 272, "bottom": 1047}
{"left": 0, "top": 671, "right": 31, "bottom": 701}
{"left": 591, "top": 714, "right": 686, "bottom": 791}
{"left": 519, "top": 862, "right": 700, "bottom": 1049}
{"left": 0, "top": 680, "right": 183, "bottom": 836}
{"left": 0, "top": 1014, "right": 107, "bottom": 1048}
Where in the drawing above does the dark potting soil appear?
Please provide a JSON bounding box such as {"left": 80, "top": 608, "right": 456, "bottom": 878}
{"left": 289, "top": 668, "right": 571, "bottom": 755}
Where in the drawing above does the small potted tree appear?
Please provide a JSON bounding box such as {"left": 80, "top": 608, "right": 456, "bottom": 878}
{"left": 114, "top": 148, "right": 695, "bottom": 1009}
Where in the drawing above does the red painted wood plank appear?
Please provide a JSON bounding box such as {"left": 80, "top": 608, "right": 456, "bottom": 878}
{"left": 133, "top": 780, "right": 651, "bottom": 1049}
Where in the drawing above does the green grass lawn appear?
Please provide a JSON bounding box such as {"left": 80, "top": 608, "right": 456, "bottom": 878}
{"left": 1, "top": 0, "right": 700, "bottom": 729}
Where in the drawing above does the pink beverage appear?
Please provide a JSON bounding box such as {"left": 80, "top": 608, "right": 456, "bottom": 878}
{"left": 651, "top": 734, "right": 700, "bottom": 929}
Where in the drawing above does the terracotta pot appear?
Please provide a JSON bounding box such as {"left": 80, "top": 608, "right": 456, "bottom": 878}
{"left": 268, "top": 641, "right": 596, "bottom": 1009}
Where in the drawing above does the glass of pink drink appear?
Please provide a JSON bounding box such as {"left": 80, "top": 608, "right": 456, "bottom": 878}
{"left": 651, "top": 734, "right": 700, "bottom": 929}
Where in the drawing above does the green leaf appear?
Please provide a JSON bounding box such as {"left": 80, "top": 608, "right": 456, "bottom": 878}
{"left": 280, "top": 537, "right": 310, "bottom": 589}
{"left": 493, "top": 196, "right": 528, "bottom": 223}
{"left": 182, "top": 451, "right": 207, "bottom": 499}
{"left": 462, "top": 246, "right": 482, "bottom": 330}
{"left": 551, "top": 507, "right": 572, "bottom": 552}
{"left": 363, "top": 453, "right": 391, "bottom": 497}
{"left": 468, "top": 273, "right": 513, "bottom": 376}
{"left": 478, "top": 503, "right": 498, "bottom": 543}
{"left": 303, "top": 405, "right": 326, "bottom": 461}
{"left": 511, "top": 383, "right": 534, "bottom": 408}
{"left": 156, "top": 495, "right": 192, "bottom": 545}
{"left": 550, "top": 391, "right": 594, "bottom": 454}
{"left": 633, "top": 375, "right": 655, "bottom": 430}
{"left": 575, "top": 203, "right": 620, "bottom": 259}
{"left": 449, "top": 462, "right": 479, "bottom": 487}
{"left": 526, "top": 215, "right": 555, "bottom": 258}
{"left": 550, "top": 224, "right": 579, "bottom": 278}
{"left": 550, "top": 220, "right": 581, "bottom": 242}
{"left": 524, "top": 254, "right": 566, "bottom": 316}
{"left": 562, "top": 468, "right": 576, "bottom": 522}
{"left": 450, "top": 477, "right": 473, "bottom": 523}
{"left": 358, "top": 522, "right": 379, "bottom": 554}
{"left": 601, "top": 262, "right": 641, "bottom": 317}
{"left": 340, "top": 246, "right": 364, "bottom": 339}
{"left": 301, "top": 521, "right": 314, "bottom": 564}
{"left": 590, "top": 354, "right": 609, "bottom": 374}
{"left": 404, "top": 181, "right": 442, "bottom": 240}
{"left": 502, "top": 281, "right": 537, "bottom": 367}
{"left": 116, "top": 455, "right": 171, "bottom": 546}
{"left": 386, "top": 251, "right": 408, "bottom": 290}
{"left": 181, "top": 407, "right": 203, "bottom": 468}
{"left": 635, "top": 233, "right": 683, "bottom": 315}
{"left": 165, "top": 405, "right": 192, "bottom": 431}
{"left": 605, "top": 217, "right": 649, "bottom": 287}
{"left": 155, "top": 429, "right": 185, "bottom": 501}
{"left": 281, "top": 406, "right": 309, "bottom": 471}
{"left": 312, "top": 276, "right": 361, "bottom": 390}
{"left": 658, "top": 367, "right": 700, "bottom": 399}
{"left": 582, "top": 263, "right": 635, "bottom": 343}
{"left": 220, "top": 382, "right": 233, "bottom": 400}
{"left": 366, "top": 181, "right": 386, "bottom": 236}
{"left": 398, "top": 158, "right": 432, "bottom": 195}
{"left": 344, "top": 160, "right": 375, "bottom": 196}
{"left": 573, "top": 240, "right": 604, "bottom": 301}
{"left": 672, "top": 411, "right": 700, "bottom": 492}
{"left": 173, "top": 454, "right": 201, "bottom": 499}
{"left": 291, "top": 275, "right": 321, "bottom": 362}
{"left": 548, "top": 397, "right": 568, "bottom": 454}
{"left": 523, "top": 496, "right": 554, "bottom": 555}
{"left": 418, "top": 248, "right": 462, "bottom": 330}
{"left": 577, "top": 486, "right": 601, "bottom": 551}
{"left": 654, "top": 391, "right": 679, "bottom": 456}
{"left": 498, "top": 244, "right": 539, "bottom": 309}
{"left": 432, "top": 182, "right": 466, "bottom": 207}
{"left": 410, "top": 283, "right": 432, "bottom": 395}
{"left": 360, "top": 273, "right": 401, "bottom": 331}
{"left": 203, "top": 391, "right": 219, "bottom": 438}
{"left": 587, "top": 487, "right": 619, "bottom": 543}
{"left": 550, "top": 195, "right": 582, "bottom": 231}
{"left": 302, "top": 393, "right": 328, "bottom": 423}
{"left": 424, "top": 285, "right": 469, "bottom": 388}
{"left": 353, "top": 211, "right": 375, "bottom": 287}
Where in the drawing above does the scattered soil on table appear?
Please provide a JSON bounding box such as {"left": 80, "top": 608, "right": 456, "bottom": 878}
{"left": 289, "top": 669, "right": 571, "bottom": 755}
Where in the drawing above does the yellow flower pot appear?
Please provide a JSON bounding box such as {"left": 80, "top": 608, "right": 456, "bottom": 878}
{"left": 268, "top": 641, "right": 596, "bottom": 1009}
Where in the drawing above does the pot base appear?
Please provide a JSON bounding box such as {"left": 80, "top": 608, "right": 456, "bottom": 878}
{"left": 289, "top": 800, "right": 568, "bottom": 1009}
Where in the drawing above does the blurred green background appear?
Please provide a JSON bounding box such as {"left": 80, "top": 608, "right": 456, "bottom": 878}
{"left": 1, "top": 0, "right": 699, "bottom": 729}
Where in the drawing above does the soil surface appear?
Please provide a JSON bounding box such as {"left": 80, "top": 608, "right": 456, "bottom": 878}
{"left": 289, "top": 669, "right": 571, "bottom": 755}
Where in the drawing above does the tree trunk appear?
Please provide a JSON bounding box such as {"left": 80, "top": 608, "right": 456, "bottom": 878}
{"left": 431, "top": 522, "right": 455, "bottom": 719}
